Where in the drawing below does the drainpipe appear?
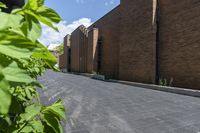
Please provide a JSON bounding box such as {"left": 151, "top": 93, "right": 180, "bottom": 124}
{"left": 155, "top": 0, "right": 160, "bottom": 84}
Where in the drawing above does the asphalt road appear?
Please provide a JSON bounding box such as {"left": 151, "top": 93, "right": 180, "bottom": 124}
{"left": 39, "top": 71, "right": 200, "bottom": 133}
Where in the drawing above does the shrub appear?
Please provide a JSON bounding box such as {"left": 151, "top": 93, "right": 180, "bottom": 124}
{"left": 159, "top": 77, "right": 173, "bottom": 87}
{"left": 55, "top": 43, "right": 64, "bottom": 55}
{"left": 0, "top": 0, "right": 66, "bottom": 132}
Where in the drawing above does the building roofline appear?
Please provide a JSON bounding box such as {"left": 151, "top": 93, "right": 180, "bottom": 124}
{"left": 71, "top": 25, "right": 88, "bottom": 35}
{"left": 88, "top": 4, "right": 120, "bottom": 29}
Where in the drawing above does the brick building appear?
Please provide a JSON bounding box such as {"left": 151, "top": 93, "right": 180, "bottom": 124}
{"left": 59, "top": 35, "right": 71, "bottom": 72}
{"left": 59, "top": 0, "right": 200, "bottom": 89}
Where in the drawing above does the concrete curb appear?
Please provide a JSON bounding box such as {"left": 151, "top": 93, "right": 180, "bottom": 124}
{"left": 70, "top": 72, "right": 105, "bottom": 80}
{"left": 91, "top": 75, "right": 105, "bottom": 80}
{"left": 108, "top": 80, "right": 200, "bottom": 98}
{"left": 67, "top": 72, "right": 200, "bottom": 98}
{"left": 70, "top": 72, "right": 94, "bottom": 78}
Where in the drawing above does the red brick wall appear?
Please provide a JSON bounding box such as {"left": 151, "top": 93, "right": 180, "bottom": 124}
{"left": 61, "top": 0, "right": 200, "bottom": 89}
{"left": 59, "top": 35, "right": 70, "bottom": 70}
{"left": 79, "top": 26, "right": 88, "bottom": 73}
{"left": 59, "top": 54, "right": 65, "bottom": 69}
{"left": 87, "top": 28, "right": 99, "bottom": 73}
{"left": 70, "top": 26, "right": 88, "bottom": 72}
{"left": 71, "top": 28, "right": 80, "bottom": 72}
{"left": 159, "top": 0, "right": 200, "bottom": 89}
{"left": 119, "top": 0, "right": 156, "bottom": 84}
{"left": 88, "top": 6, "right": 120, "bottom": 79}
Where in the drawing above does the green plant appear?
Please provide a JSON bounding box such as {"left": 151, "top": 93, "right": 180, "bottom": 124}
{"left": 55, "top": 43, "right": 64, "bottom": 55}
{"left": 159, "top": 77, "right": 173, "bottom": 87}
{"left": 0, "top": 0, "right": 66, "bottom": 132}
{"left": 91, "top": 71, "right": 97, "bottom": 75}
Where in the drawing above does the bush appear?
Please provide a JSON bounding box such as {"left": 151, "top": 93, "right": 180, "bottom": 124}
{"left": 55, "top": 43, "right": 64, "bottom": 55}
{"left": 0, "top": 0, "right": 66, "bottom": 132}
{"left": 159, "top": 77, "right": 173, "bottom": 87}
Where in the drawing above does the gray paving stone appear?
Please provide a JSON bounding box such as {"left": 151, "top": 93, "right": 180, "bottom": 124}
{"left": 165, "top": 125, "right": 200, "bottom": 133}
{"left": 39, "top": 71, "right": 200, "bottom": 133}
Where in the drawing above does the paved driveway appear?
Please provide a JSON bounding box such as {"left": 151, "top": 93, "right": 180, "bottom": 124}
{"left": 39, "top": 71, "right": 200, "bottom": 133}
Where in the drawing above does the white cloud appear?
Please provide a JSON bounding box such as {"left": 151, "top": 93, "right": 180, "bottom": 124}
{"left": 47, "top": 43, "right": 60, "bottom": 51}
{"left": 105, "top": 0, "right": 115, "bottom": 6}
{"left": 105, "top": 2, "right": 109, "bottom": 6}
{"left": 39, "top": 18, "right": 93, "bottom": 48}
{"left": 76, "top": 0, "right": 85, "bottom": 4}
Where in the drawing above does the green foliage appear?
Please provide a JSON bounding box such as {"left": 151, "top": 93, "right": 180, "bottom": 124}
{"left": 0, "top": 2, "right": 7, "bottom": 11}
{"left": 55, "top": 43, "right": 64, "bottom": 55}
{"left": 159, "top": 77, "right": 174, "bottom": 87}
{"left": 0, "top": 0, "right": 66, "bottom": 132}
{"left": 91, "top": 71, "right": 97, "bottom": 75}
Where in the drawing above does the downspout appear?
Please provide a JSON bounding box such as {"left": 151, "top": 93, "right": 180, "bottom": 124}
{"left": 155, "top": 0, "right": 160, "bottom": 84}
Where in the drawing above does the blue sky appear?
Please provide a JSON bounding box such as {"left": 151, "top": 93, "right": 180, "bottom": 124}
{"left": 44, "top": 0, "right": 120, "bottom": 24}
{"left": 40, "top": 0, "right": 120, "bottom": 49}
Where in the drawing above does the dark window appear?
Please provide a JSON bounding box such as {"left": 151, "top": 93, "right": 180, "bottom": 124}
{"left": 97, "top": 38, "right": 102, "bottom": 73}
{"left": 68, "top": 48, "right": 71, "bottom": 71}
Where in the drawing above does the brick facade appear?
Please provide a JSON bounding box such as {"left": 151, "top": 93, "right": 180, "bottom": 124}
{"left": 59, "top": 35, "right": 71, "bottom": 72}
{"left": 59, "top": 0, "right": 200, "bottom": 89}
{"left": 87, "top": 28, "right": 99, "bottom": 73}
{"left": 158, "top": 0, "right": 200, "bottom": 89}
{"left": 88, "top": 6, "right": 120, "bottom": 79}
{"left": 119, "top": 0, "right": 156, "bottom": 84}
{"left": 70, "top": 25, "right": 88, "bottom": 73}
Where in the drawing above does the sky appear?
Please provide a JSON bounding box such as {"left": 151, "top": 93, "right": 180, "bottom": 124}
{"left": 39, "top": 0, "right": 120, "bottom": 50}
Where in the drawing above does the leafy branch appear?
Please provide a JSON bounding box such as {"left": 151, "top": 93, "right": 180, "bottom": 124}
{"left": 0, "top": 0, "right": 66, "bottom": 132}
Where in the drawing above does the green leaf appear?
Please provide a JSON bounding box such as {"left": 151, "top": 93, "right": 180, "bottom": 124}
{"left": 27, "top": 0, "right": 39, "bottom": 10}
{"left": 23, "top": 0, "right": 42, "bottom": 11}
{"left": 12, "top": 120, "right": 44, "bottom": 133}
{"left": 0, "top": 54, "right": 35, "bottom": 85}
{"left": 38, "top": 0, "right": 45, "bottom": 7}
{"left": 0, "top": 73, "right": 11, "bottom": 114}
{"left": 19, "top": 14, "right": 42, "bottom": 42}
{"left": 0, "top": 2, "right": 7, "bottom": 8}
{"left": 0, "top": 12, "right": 23, "bottom": 30}
{"left": 41, "top": 100, "right": 65, "bottom": 132}
{"left": 29, "top": 120, "right": 44, "bottom": 132}
{"left": 37, "top": 6, "right": 62, "bottom": 23}
{"left": 42, "top": 100, "right": 66, "bottom": 119}
{"left": 9, "top": 96, "right": 23, "bottom": 114}
{"left": 19, "top": 104, "right": 41, "bottom": 122}
{"left": 43, "top": 113, "right": 63, "bottom": 133}
{"left": 0, "top": 30, "right": 37, "bottom": 59}
{"left": 13, "top": 125, "right": 33, "bottom": 133}
{"left": 0, "top": 115, "right": 10, "bottom": 131}
{"left": 0, "top": 0, "right": 65, "bottom": 131}
{"left": 12, "top": 0, "right": 44, "bottom": 14}
{"left": 3, "top": 61, "right": 35, "bottom": 83}
{"left": 0, "top": 57, "right": 12, "bottom": 114}
{"left": 13, "top": 1, "right": 60, "bottom": 31}
{"left": 26, "top": 10, "right": 59, "bottom": 31}
{"left": 24, "top": 87, "right": 33, "bottom": 100}
{"left": 33, "top": 41, "right": 57, "bottom": 68}
{"left": 26, "top": 15, "right": 42, "bottom": 42}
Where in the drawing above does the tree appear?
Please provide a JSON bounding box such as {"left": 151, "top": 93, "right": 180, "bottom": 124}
{"left": 55, "top": 43, "right": 64, "bottom": 55}
{"left": 0, "top": 0, "right": 66, "bottom": 132}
